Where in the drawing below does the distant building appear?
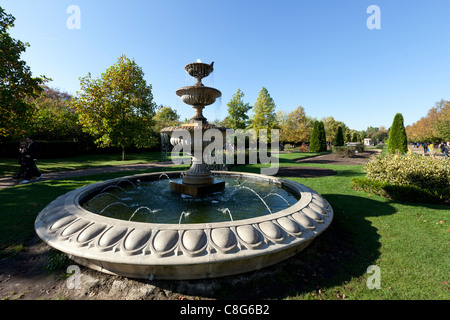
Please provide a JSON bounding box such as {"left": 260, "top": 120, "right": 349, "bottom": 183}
{"left": 364, "top": 138, "right": 373, "bottom": 146}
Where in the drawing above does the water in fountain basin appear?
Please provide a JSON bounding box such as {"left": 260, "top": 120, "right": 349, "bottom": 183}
{"left": 83, "top": 177, "right": 299, "bottom": 224}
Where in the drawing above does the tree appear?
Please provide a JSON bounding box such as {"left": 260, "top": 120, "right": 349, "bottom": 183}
{"left": 30, "top": 86, "right": 85, "bottom": 141}
{"left": 387, "top": 113, "right": 407, "bottom": 153}
{"left": 225, "top": 88, "right": 251, "bottom": 129}
{"left": 335, "top": 126, "right": 344, "bottom": 146}
{"left": 277, "top": 106, "right": 312, "bottom": 143}
{"left": 434, "top": 100, "right": 450, "bottom": 141}
{"left": 309, "top": 120, "right": 327, "bottom": 152}
{"left": 372, "top": 126, "right": 389, "bottom": 144}
{"left": 318, "top": 121, "right": 327, "bottom": 151}
{"left": 74, "top": 54, "right": 158, "bottom": 160}
{"left": 154, "top": 106, "right": 180, "bottom": 131}
{"left": 249, "top": 87, "right": 278, "bottom": 139}
{"left": 322, "top": 116, "right": 348, "bottom": 144}
{"left": 0, "top": 7, "right": 47, "bottom": 139}
{"left": 405, "top": 100, "right": 449, "bottom": 142}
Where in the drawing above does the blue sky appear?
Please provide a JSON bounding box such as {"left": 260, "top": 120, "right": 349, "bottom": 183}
{"left": 3, "top": 0, "right": 450, "bottom": 131}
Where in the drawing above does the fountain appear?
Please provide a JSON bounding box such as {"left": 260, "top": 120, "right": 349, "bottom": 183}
{"left": 34, "top": 61, "right": 334, "bottom": 280}
{"left": 161, "top": 61, "right": 226, "bottom": 197}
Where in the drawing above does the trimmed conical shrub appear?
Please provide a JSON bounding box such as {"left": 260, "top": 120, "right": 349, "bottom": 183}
{"left": 310, "top": 120, "right": 327, "bottom": 152}
{"left": 335, "top": 126, "right": 345, "bottom": 146}
{"left": 319, "top": 121, "right": 327, "bottom": 151}
{"left": 387, "top": 113, "right": 408, "bottom": 154}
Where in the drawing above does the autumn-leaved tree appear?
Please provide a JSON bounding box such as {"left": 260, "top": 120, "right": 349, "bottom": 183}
{"left": 74, "top": 55, "right": 157, "bottom": 160}
{"left": 434, "top": 100, "right": 450, "bottom": 141}
{"left": 277, "top": 106, "right": 312, "bottom": 143}
{"left": 405, "top": 99, "right": 450, "bottom": 142}
{"left": 0, "top": 7, "right": 47, "bottom": 139}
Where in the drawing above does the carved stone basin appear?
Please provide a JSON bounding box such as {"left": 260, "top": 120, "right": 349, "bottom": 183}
{"left": 35, "top": 171, "right": 333, "bottom": 280}
{"left": 176, "top": 86, "right": 221, "bottom": 107}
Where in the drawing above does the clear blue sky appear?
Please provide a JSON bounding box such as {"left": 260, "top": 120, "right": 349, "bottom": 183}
{"left": 3, "top": 0, "right": 450, "bottom": 131}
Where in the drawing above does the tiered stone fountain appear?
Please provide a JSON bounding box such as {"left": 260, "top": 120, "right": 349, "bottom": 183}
{"left": 161, "top": 61, "right": 225, "bottom": 197}
{"left": 34, "top": 61, "right": 334, "bottom": 280}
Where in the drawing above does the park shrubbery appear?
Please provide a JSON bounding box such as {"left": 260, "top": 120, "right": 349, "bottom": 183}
{"left": 352, "top": 152, "right": 450, "bottom": 203}
{"left": 332, "top": 144, "right": 364, "bottom": 158}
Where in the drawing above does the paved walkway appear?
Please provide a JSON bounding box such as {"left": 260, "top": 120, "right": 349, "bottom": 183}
{"left": 0, "top": 161, "right": 174, "bottom": 189}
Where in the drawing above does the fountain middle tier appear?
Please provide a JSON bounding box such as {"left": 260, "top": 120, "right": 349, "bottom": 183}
{"left": 161, "top": 122, "right": 227, "bottom": 196}
{"left": 176, "top": 86, "right": 221, "bottom": 107}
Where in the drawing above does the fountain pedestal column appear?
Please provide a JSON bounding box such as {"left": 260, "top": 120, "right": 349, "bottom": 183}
{"left": 162, "top": 61, "right": 226, "bottom": 197}
{"left": 168, "top": 124, "right": 225, "bottom": 197}
{"left": 170, "top": 179, "right": 226, "bottom": 197}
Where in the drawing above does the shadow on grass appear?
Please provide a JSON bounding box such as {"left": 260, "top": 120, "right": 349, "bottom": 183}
{"left": 0, "top": 166, "right": 397, "bottom": 299}
{"left": 146, "top": 194, "right": 397, "bottom": 299}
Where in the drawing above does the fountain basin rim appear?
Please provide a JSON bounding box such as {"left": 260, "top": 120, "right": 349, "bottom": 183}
{"left": 35, "top": 171, "right": 333, "bottom": 279}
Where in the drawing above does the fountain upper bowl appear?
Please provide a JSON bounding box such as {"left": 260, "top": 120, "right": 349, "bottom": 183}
{"left": 185, "top": 62, "right": 214, "bottom": 80}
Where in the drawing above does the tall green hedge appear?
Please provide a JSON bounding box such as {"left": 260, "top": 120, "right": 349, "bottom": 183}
{"left": 335, "top": 126, "right": 344, "bottom": 146}
{"left": 387, "top": 113, "right": 407, "bottom": 154}
{"left": 309, "top": 120, "right": 327, "bottom": 152}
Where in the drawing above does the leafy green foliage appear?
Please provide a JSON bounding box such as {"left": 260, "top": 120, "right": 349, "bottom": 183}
{"left": 335, "top": 126, "right": 344, "bottom": 146}
{"left": 322, "top": 116, "right": 348, "bottom": 145}
{"left": 0, "top": 7, "right": 48, "bottom": 139}
{"left": 309, "top": 120, "right": 327, "bottom": 152}
{"left": 225, "top": 88, "right": 251, "bottom": 129}
{"left": 387, "top": 113, "right": 407, "bottom": 153}
{"left": 249, "top": 87, "right": 278, "bottom": 139}
{"left": 46, "top": 249, "right": 70, "bottom": 272}
{"left": 352, "top": 177, "right": 449, "bottom": 204}
{"left": 73, "top": 55, "right": 158, "bottom": 160}
{"left": 332, "top": 146, "right": 354, "bottom": 157}
{"left": 359, "top": 152, "right": 450, "bottom": 203}
{"left": 29, "top": 86, "right": 86, "bottom": 141}
{"left": 154, "top": 106, "right": 180, "bottom": 131}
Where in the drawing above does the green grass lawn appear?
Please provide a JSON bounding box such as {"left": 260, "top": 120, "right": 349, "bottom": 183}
{"left": 0, "top": 151, "right": 448, "bottom": 300}
{"left": 0, "top": 151, "right": 166, "bottom": 177}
